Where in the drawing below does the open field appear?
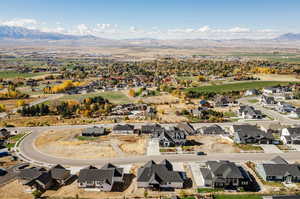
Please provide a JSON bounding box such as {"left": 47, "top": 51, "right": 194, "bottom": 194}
{"left": 0, "top": 71, "right": 49, "bottom": 79}
{"left": 186, "top": 135, "right": 240, "bottom": 153}
{"left": 0, "top": 98, "right": 37, "bottom": 111}
{"left": 254, "top": 74, "right": 300, "bottom": 82}
{"left": 35, "top": 129, "right": 148, "bottom": 159}
{"left": 185, "top": 81, "right": 295, "bottom": 94}
{"left": 0, "top": 180, "right": 32, "bottom": 199}
{"left": 58, "top": 91, "right": 132, "bottom": 104}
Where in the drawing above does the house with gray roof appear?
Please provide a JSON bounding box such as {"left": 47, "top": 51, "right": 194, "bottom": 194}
{"left": 81, "top": 126, "right": 106, "bottom": 137}
{"left": 0, "top": 128, "right": 10, "bottom": 140}
{"left": 199, "top": 124, "right": 227, "bottom": 135}
{"left": 112, "top": 124, "right": 135, "bottom": 134}
{"left": 176, "top": 122, "right": 195, "bottom": 135}
{"left": 232, "top": 124, "right": 275, "bottom": 144}
{"left": 158, "top": 127, "right": 187, "bottom": 147}
{"left": 200, "top": 160, "right": 252, "bottom": 189}
{"left": 238, "top": 105, "right": 263, "bottom": 119}
{"left": 18, "top": 164, "right": 71, "bottom": 192}
{"left": 137, "top": 160, "right": 187, "bottom": 190}
{"left": 281, "top": 127, "right": 300, "bottom": 144}
{"left": 78, "top": 163, "right": 124, "bottom": 191}
{"left": 260, "top": 95, "right": 277, "bottom": 105}
{"left": 256, "top": 157, "right": 300, "bottom": 183}
{"left": 141, "top": 123, "right": 164, "bottom": 135}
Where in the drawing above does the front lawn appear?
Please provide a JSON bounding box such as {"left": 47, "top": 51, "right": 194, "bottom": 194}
{"left": 213, "top": 195, "right": 262, "bottom": 199}
{"left": 235, "top": 144, "right": 263, "bottom": 151}
{"left": 197, "top": 188, "right": 223, "bottom": 193}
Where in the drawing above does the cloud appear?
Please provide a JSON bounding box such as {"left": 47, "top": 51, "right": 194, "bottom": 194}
{"left": 0, "top": 18, "right": 282, "bottom": 39}
{"left": 0, "top": 18, "right": 38, "bottom": 27}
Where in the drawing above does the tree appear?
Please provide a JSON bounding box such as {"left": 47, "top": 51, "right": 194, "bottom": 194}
{"left": 32, "top": 190, "right": 42, "bottom": 199}
{"left": 0, "top": 104, "right": 5, "bottom": 112}
{"left": 16, "top": 99, "right": 26, "bottom": 107}
{"left": 128, "top": 89, "right": 136, "bottom": 97}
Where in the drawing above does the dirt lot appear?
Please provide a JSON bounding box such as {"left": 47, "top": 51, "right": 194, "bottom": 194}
{"left": 187, "top": 135, "right": 240, "bottom": 153}
{"left": 254, "top": 74, "right": 300, "bottom": 82}
{"left": 0, "top": 98, "right": 37, "bottom": 112}
{"left": 0, "top": 180, "right": 33, "bottom": 199}
{"left": 35, "top": 129, "right": 148, "bottom": 159}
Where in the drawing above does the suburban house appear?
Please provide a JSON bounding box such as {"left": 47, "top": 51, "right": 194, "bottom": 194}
{"left": 276, "top": 102, "right": 296, "bottom": 113}
{"left": 158, "top": 127, "right": 187, "bottom": 147}
{"left": 232, "top": 124, "right": 275, "bottom": 144}
{"left": 0, "top": 128, "right": 10, "bottom": 140}
{"left": 260, "top": 95, "right": 277, "bottom": 105}
{"left": 176, "top": 122, "right": 195, "bottom": 135}
{"left": 189, "top": 107, "right": 208, "bottom": 118}
{"left": 78, "top": 163, "right": 124, "bottom": 191}
{"left": 263, "top": 86, "right": 291, "bottom": 95}
{"left": 289, "top": 108, "right": 300, "bottom": 118}
{"left": 140, "top": 123, "right": 164, "bottom": 135}
{"left": 112, "top": 124, "right": 135, "bottom": 134}
{"left": 215, "top": 96, "right": 238, "bottom": 107}
{"left": 18, "top": 165, "right": 72, "bottom": 192}
{"left": 137, "top": 160, "right": 187, "bottom": 190}
{"left": 199, "top": 124, "right": 227, "bottom": 135}
{"left": 281, "top": 127, "right": 300, "bottom": 144}
{"left": 256, "top": 156, "right": 300, "bottom": 183}
{"left": 238, "top": 105, "right": 263, "bottom": 119}
{"left": 81, "top": 126, "right": 106, "bottom": 137}
{"left": 200, "top": 160, "right": 252, "bottom": 189}
{"left": 244, "top": 89, "right": 259, "bottom": 96}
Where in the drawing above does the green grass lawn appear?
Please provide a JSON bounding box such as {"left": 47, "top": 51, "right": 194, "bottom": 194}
{"left": 0, "top": 71, "right": 49, "bottom": 79}
{"left": 185, "top": 81, "right": 294, "bottom": 94}
{"left": 248, "top": 99, "right": 259, "bottom": 104}
{"left": 197, "top": 188, "right": 223, "bottom": 193}
{"left": 59, "top": 91, "right": 132, "bottom": 104}
{"left": 76, "top": 136, "right": 98, "bottom": 141}
{"left": 6, "top": 133, "right": 26, "bottom": 149}
{"left": 214, "top": 195, "right": 262, "bottom": 199}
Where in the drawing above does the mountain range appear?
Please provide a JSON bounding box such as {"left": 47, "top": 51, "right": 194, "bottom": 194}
{"left": 0, "top": 25, "right": 300, "bottom": 48}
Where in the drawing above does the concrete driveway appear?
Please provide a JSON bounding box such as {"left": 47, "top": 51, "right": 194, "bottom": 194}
{"left": 146, "top": 138, "right": 160, "bottom": 156}
{"left": 289, "top": 144, "right": 300, "bottom": 151}
{"left": 189, "top": 162, "right": 205, "bottom": 187}
{"left": 260, "top": 144, "right": 283, "bottom": 154}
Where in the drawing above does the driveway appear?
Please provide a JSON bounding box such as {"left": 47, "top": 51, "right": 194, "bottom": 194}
{"left": 289, "top": 144, "right": 300, "bottom": 151}
{"left": 260, "top": 144, "right": 283, "bottom": 154}
{"left": 146, "top": 138, "right": 160, "bottom": 156}
{"left": 189, "top": 162, "right": 205, "bottom": 187}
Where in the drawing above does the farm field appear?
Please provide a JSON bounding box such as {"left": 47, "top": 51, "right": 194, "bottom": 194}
{"left": 185, "top": 81, "right": 295, "bottom": 94}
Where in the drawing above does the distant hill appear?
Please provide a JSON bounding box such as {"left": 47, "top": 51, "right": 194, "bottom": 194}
{"left": 276, "top": 33, "right": 300, "bottom": 41}
{"left": 0, "top": 25, "right": 97, "bottom": 40}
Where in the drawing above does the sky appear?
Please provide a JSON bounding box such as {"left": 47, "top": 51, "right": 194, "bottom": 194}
{"left": 0, "top": 0, "right": 299, "bottom": 39}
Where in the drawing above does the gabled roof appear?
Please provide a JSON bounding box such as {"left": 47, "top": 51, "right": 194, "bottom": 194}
{"left": 207, "top": 161, "right": 244, "bottom": 179}
{"left": 271, "top": 156, "right": 289, "bottom": 165}
{"left": 137, "top": 160, "right": 185, "bottom": 184}
{"left": 113, "top": 124, "right": 134, "bottom": 131}
{"left": 49, "top": 164, "right": 70, "bottom": 180}
{"left": 202, "top": 124, "right": 226, "bottom": 134}
{"left": 261, "top": 164, "right": 300, "bottom": 177}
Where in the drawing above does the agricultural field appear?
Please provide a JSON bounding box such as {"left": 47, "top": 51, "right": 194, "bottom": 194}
{"left": 185, "top": 81, "right": 295, "bottom": 94}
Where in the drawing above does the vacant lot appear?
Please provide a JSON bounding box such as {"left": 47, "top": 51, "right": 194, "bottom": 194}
{"left": 59, "top": 91, "right": 132, "bottom": 104}
{"left": 187, "top": 135, "right": 239, "bottom": 153}
{"left": 35, "top": 129, "right": 148, "bottom": 159}
{"left": 214, "top": 195, "right": 262, "bottom": 199}
{"left": 185, "top": 81, "right": 295, "bottom": 94}
{"left": 0, "top": 180, "right": 32, "bottom": 199}
{"left": 0, "top": 98, "right": 37, "bottom": 111}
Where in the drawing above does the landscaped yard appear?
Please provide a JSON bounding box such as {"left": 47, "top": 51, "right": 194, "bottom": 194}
{"left": 213, "top": 195, "right": 262, "bottom": 199}
{"left": 185, "top": 81, "right": 295, "bottom": 94}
